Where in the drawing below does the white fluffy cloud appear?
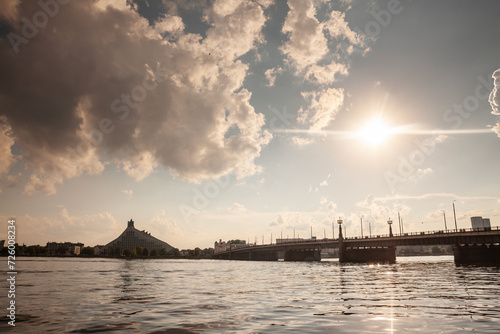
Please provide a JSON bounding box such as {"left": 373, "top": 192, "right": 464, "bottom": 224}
{"left": 264, "top": 66, "right": 283, "bottom": 86}
{"left": 355, "top": 194, "right": 410, "bottom": 234}
{"left": 227, "top": 202, "right": 247, "bottom": 212}
{"left": 280, "top": 0, "right": 365, "bottom": 135}
{"left": 298, "top": 88, "right": 344, "bottom": 130}
{"left": 490, "top": 69, "right": 500, "bottom": 115}
{"left": 489, "top": 69, "right": 500, "bottom": 136}
{"left": 280, "top": 2, "right": 365, "bottom": 81}
{"left": 291, "top": 136, "right": 315, "bottom": 146}
{"left": 269, "top": 212, "right": 313, "bottom": 230}
{"left": 0, "top": 0, "right": 271, "bottom": 194}
{"left": 281, "top": 0, "right": 328, "bottom": 71}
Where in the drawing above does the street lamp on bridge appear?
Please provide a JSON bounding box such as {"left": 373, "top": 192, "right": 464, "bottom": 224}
{"left": 337, "top": 217, "right": 343, "bottom": 240}
{"left": 387, "top": 218, "right": 393, "bottom": 237}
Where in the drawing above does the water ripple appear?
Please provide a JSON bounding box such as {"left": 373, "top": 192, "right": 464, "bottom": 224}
{"left": 1, "top": 256, "right": 500, "bottom": 333}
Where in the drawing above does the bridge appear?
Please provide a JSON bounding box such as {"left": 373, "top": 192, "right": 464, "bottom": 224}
{"left": 213, "top": 221, "right": 500, "bottom": 265}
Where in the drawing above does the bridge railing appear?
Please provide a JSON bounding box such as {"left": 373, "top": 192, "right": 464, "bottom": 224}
{"left": 217, "top": 226, "right": 500, "bottom": 252}
{"left": 344, "top": 226, "right": 500, "bottom": 241}
{"left": 261, "top": 226, "right": 500, "bottom": 245}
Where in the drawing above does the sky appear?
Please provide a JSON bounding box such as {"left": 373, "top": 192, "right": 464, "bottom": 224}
{"left": 0, "top": 0, "right": 499, "bottom": 249}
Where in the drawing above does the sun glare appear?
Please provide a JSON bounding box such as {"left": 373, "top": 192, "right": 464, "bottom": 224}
{"left": 357, "top": 118, "right": 392, "bottom": 146}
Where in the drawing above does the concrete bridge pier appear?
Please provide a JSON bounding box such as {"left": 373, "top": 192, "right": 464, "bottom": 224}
{"left": 454, "top": 244, "right": 500, "bottom": 265}
{"left": 249, "top": 250, "right": 279, "bottom": 261}
{"left": 284, "top": 249, "right": 321, "bottom": 261}
{"left": 339, "top": 246, "right": 396, "bottom": 264}
{"left": 337, "top": 218, "right": 396, "bottom": 264}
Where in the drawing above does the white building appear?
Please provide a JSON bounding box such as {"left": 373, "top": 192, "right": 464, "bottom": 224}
{"left": 46, "top": 242, "right": 84, "bottom": 255}
{"left": 471, "top": 216, "right": 491, "bottom": 230}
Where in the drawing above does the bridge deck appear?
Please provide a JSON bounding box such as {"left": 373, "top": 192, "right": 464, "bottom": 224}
{"left": 215, "top": 227, "right": 500, "bottom": 256}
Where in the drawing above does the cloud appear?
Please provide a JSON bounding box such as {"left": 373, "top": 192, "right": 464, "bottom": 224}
{"left": 408, "top": 167, "right": 433, "bottom": 183}
{"left": 255, "top": 0, "right": 275, "bottom": 8}
{"left": 0, "top": 117, "right": 15, "bottom": 193}
{"left": 278, "top": 1, "right": 367, "bottom": 143}
{"left": 280, "top": 3, "right": 365, "bottom": 84}
{"left": 298, "top": 88, "right": 344, "bottom": 130}
{"left": 490, "top": 69, "right": 500, "bottom": 115}
{"left": 269, "top": 212, "right": 312, "bottom": 230}
{"left": 489, "top": 69, "right": 500, "bottom": 136}
{"left": 425, "top": 209, "right": 446, "bottom": 222}
{"left": 0, "top": 0, "right": 20, "bottom": 22}
{"left": 149, "top": 209, "right": 183, "bottom": 237}
{"left": 291, "top": 136, "right": 315, "bottom": 146}
{"left": 374, "top": 193, "right": 500, "bottom": 202}
{"left": 228, "top": 202, "right": 247, "bottom": 212}
{"left": 0, "top": 209, "right": 120, "bottom": 245}
{"left": 264, "top": 66, "right": 283, "bottom": 86}
{"left": 435, "top": 134, "right": 448, "bottom": 143}
{"left": 324, "top": 10, "right": 362, "bottom": 46}
{"left": 281, "top": 0, "right": 328, "bottom": 72}
{"left": 355, "top": 194, "right": 410, "bottom": 230}
{"left": 0, "top": 0, "right": 271, "bottom": 194}
{"left": 121, "top": 189, "right": 133, "bottom": 199}
{"left": 305, "top": 62, "right": 348, "bottom": 85}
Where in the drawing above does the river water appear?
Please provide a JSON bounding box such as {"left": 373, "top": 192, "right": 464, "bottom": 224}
{"left": 1, "top": 256, "right": 499, "bottom": 333}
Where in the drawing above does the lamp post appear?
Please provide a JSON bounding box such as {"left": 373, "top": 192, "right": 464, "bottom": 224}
{"left": 442, "top": 210, "right": 448, "bottom": 231}
{"left": 360, "top": 216, "right": 364, "bottom": 238}
{"left": 387, "top": 218, "right": 393, "bottom": 237}
{"left": 453, "top": 200, "right": 458, "bottom": 231}
{"left": 398, "top": 210, "right": 402, "bottom": 235}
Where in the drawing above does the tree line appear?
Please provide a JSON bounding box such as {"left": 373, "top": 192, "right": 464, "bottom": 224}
{"left": 0, "top": 244, "right": 214, "bottom": 259}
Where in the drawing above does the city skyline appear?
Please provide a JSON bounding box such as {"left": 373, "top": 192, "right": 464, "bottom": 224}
{"left": 1, "top": 0, "right": 500, "bottom": 249}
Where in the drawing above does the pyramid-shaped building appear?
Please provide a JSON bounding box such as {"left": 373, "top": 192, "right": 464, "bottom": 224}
{"left": 100, "top": 219, "right": 174, "bottom": 256}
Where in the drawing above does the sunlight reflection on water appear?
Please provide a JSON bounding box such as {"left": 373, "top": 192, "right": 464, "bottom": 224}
{"left": 0, "top": 256, "right": 499, "bottom": 333}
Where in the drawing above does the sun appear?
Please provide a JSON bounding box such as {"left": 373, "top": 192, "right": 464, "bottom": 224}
{"left": 357, "top": 118, "right": 392, "bottom": 146}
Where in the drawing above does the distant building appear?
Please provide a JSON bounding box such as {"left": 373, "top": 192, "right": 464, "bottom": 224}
{"left": 93, "top": 245, "right": 104, "bottom": 256}
{"left": 214, "top": 240, "right": 251, "bottom": 253}
{"left": 46, "top": 242, "right": 84, "bottom": 255}
{"left": 214, "top": 240, "right": 229, "bottom": 254}
{"left": 100, "top": 219, "right": 174, "bottom": 256}
{"left": 471, "top": 216, "right": 491, "bottom": 230}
